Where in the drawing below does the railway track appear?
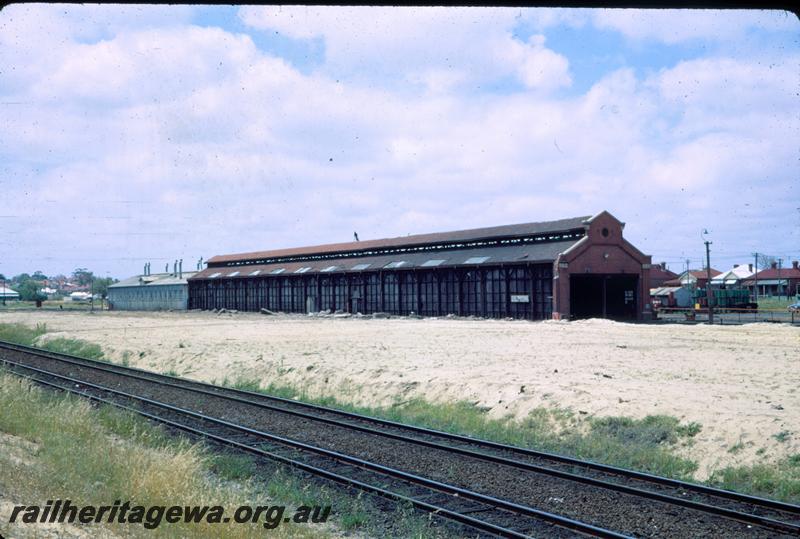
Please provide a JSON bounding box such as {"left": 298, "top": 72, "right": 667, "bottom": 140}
{"left": 1, "top": 340, "right": 798, "bottom": 538}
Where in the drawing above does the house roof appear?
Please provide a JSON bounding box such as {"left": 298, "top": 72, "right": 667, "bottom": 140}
{"left": 206, "top": 215, "right": 592, "bottom": 266}
{"left": 109, "top": 272, "right": 197, "bottom": 289}
{"left": 650, "top": 265, "right": 678, "bottom": 280}
{"left": 192, "top": 240, "right": 579, "bottom": 280}
{"left": 650, "top": 286, "right": 685, "bottom": 296}
{"left": 741, "top": 266, "right": 800, "bottom": 285}
{"left": 712, "top": 265, "right": 754, "bottom": 283}
{"left": 0, "top": 286, "right": 20, "bottom": 297}
{"left": 686, "top": 269, "right": 722, "bottom": 278}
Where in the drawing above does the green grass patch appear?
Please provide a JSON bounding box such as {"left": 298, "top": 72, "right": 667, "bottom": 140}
{"left": 0, "top": 322, "right": 48, "bottom": 346}
{"left": 709, "top": 455, "right": 800, "bottom": 503}
{"left": 221, "top": 377, "right": 700, "bottom": 480}
{"left": 0, "top": 322, "right": 104, "bottom": 361}
{"left": 757, "top": 297, "right": 795, "bottom": 310}
{"left": 38, "top": 336, "right": 105, "bottom": 360}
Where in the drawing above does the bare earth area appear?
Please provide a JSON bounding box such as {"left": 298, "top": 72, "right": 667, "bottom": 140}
{"left": 1, "top": 310, "right": 797, "bottom": 479}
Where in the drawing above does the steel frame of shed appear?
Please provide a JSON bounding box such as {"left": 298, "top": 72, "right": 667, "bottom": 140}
{"left": 188, "top": 264, "right": 553, "bottom": 319}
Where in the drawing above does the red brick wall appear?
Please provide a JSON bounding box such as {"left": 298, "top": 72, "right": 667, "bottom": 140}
{"left": 552, "top": 212, "right": 652, "bottom": 320}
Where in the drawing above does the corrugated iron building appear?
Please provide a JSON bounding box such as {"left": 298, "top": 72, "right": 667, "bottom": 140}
{"left": 189, "top": 211, "right": 653, "bottom": 320}
{"left": 108, "top": 272, "right": 197, "bottom": 311}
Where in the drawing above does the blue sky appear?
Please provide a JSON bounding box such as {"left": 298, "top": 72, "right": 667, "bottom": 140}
{"left": 0, "top": 6, "right": 798, "bottom": 278}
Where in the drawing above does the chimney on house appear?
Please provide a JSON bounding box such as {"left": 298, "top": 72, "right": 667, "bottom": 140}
{"left": 748, "top": 263, "right": 753, "bottom": 272}
{"left": 771, "top": 261, "right": 777, "bottom": 269}
{"left": 661, "top": 262, "right": 667, "bottom": 270}
{"left": 179, "top": 259, "right": 183, "bottom": 279}
{"left": 793, "top": 261, "right": 799, "bottom": 270}
{"left": 733, "top": 264, "right": 739, "bottom": 268}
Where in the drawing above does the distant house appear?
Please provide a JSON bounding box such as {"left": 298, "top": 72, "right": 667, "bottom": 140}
{"left": 108, "top": 271, "right": 197, "bottom": 311}
{"left": 40, "top": 286, "right": 59, "bottom": 299}
{"left": 711, "top": 264, "right": 754, "bottom": 288}
{"left": 0, "top": 285, "right": 20, "bottom": 301}
{"left": 663, "top": 269, "right": 722, "bottom": 289}
{"left": 649, "top": 263, "right": 678, "bottom": 288}
{"left": 741, "top": 261, "right": 800, "bottom": 299}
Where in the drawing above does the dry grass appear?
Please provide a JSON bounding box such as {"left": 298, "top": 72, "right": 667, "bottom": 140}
{"left": 0, "top": 372, "right": 331, "bottom": 539}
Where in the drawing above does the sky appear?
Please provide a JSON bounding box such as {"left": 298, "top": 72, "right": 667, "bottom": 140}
{"left": 0, "top": 5, "right": 798, "bottom": 279}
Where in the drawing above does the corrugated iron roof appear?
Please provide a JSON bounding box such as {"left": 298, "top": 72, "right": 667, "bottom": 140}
{"left": 191, "top": 241, "right": 575, "bottom": 280}
{"left": 109, "top": 272, "right": 197, "bottom": 288}
{"left": 206, "top": 216, "right": 591, "bottom": 265}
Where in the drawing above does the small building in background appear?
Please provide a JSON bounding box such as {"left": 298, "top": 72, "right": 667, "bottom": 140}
{"left": 0, "top": 285, "right": 20, "bottom": 302}
{"left": 108, "top": 271, "right": 197, "bottom": 311}
{"left": 741, "top": 261, "right": 800, "bottom": 299}
{"left": 711, "top": 264, "right": 754, "bottom": 288}
{"left": 650, "top": 286, "right": 692, "bottom": 308}
{"left": 649, "top": 262, "right": 678, "bottom": 288}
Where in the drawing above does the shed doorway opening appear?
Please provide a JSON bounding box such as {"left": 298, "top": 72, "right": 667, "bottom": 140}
{"left": 570, "top": 274, "right": 638, "bottom": 320}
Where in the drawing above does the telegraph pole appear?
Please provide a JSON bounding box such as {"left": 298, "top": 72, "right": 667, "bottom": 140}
{"left": 753, "top": 252, "right": 759, "bottom": 306}
{"left": 700, "top": 228, "right": 714, "bottom": 324}
{"left": 778, "top": 258, "right": 783, "bottom": 299}
{"left": 703, "top": 231, "right": 713, "bottom": 324}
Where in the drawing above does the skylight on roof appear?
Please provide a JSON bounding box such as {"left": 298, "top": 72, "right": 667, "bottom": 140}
{"left": 228, "top": 271, "right": 240, "bottom": 277}
{"left": 270, "top": 268, "right": 286, "bottom": 274}
{"left": 294, "top": 267, "right": 311, "bottom": 274}
{"left": 209, "top": 272, "right": 222, "bottom": 278}
{"left": 351, "top": 263, "right": 371, "bottom": 271}
{"left": 464, "top": 256, "right": 490, "bottom": 264}
{"left": 249, "top": 270, "right": 261, "bottom": 276}
{"left": 421, "top": 259, "right": 446, "bottom": 267}
{"left": 384, "top": 261, "right": 408, "bottom": 269}
{"left": 322, "top": 266, "right": 339, "bottom": 272}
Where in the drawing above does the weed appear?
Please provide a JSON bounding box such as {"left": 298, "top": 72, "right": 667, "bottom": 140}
{"left": 773, "top": 430, "right": 791, "bottom": 443}
{"left": 728, "top": 440, "right": 746, "bottom": 454}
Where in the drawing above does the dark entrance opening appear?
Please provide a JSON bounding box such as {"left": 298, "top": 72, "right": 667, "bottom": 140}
{"left": 570, "top": 274, "right": 638, "bottom": 320}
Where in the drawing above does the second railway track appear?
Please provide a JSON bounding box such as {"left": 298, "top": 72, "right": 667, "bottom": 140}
{"left": 1, "top": 340, "right": 798, "bottom": 538}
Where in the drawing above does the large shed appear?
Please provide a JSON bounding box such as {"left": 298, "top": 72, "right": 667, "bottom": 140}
{"left": 189, "top": 211, "right": 653, "bottom": 320}
{"left": 108, "top": 271, "right": 197, "bottom": 311}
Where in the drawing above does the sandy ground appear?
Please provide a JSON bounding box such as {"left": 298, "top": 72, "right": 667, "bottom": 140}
{"left": 1, "top": 310, "right": 797, "bottom": 479}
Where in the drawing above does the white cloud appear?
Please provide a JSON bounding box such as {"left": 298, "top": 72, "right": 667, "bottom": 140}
{"left": 497, "top": 34, "right": 572, "bottom": 90}
{"left": 1, "top": 6, "right": 798, "bottom": 275}
{"left": 592, "top": 9, "right": 797, "bottom": 44}
{"left": 238, "top": 6, "right": 572, "bottom": 92}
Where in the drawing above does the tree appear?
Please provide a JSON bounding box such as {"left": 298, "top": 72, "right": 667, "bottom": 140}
{"left": 31, "top": 270, "right": 47, "bottom": 281}
{"left": 16, "top": 281, "right": 46, "bottom": 302}
{"left": 72, "top": 268, "right": 94, "bottom": 286}
{"left": 92, "top": 277, "right": 117, "bottom": 299}
{"left": 12, "top": 273, "right": 31, "bottom": 286}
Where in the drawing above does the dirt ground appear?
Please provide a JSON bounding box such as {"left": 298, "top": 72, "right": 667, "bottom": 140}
{"left": 1, "top": 310, "right": 797, "bottom": 479}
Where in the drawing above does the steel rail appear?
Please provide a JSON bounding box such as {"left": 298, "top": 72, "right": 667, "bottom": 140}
{"left": 4, "top": 343, "right": 799, "bottom": 533}
{"left": 2, "top": 339, "right": 797, "bottom": 521}
{"left": 1, "top": 357, "right": 630, "bottom": 539}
